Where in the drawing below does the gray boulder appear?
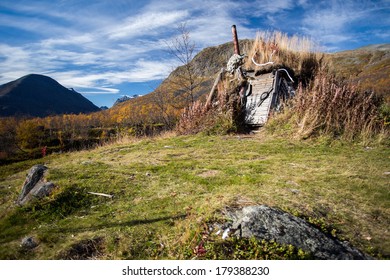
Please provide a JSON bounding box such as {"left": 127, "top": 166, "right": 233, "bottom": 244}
{"left": 20, "top": 236, "right": 38, "bottom": 250}
{"left": 16, "top": 164, "right": 56, "bottom": 206}
{"left": 230, "top": 205, "right": 370, "bottom": 260}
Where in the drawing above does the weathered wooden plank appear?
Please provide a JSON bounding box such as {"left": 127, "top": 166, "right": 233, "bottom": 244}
{"left": 245, "top": 73, "right": 276, "bottom": 125}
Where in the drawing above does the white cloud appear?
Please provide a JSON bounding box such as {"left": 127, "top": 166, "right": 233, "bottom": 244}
{"left": 107, "top": 10, "right": 189, "bottom": 40}
{"left": 1, "top": 0, "right": 246, "bottom": 89}
{"left": 0, "top": 14, "right": 66, "bottom": 36}
{"left": 0, "top": 0, "right": 295, "bottom": 91}
{"left": 39, "top": 57, "right": 175, "bottom": 96}
{"left": 127, "top": 59, "right": 175, "bottom": 82}
{"left": 40, "top": 34, "right": 96, "bottom": 48}
{"left": 299, "top": 0, "right": 390, "bottom": 49}
{"left": 78, "top": 88, "right": 120, "bottom": 95}
{"left": 0, "top": 44, "right": 35, "bottom": 82}
{"left": 303, "top": 9, "right": 355, "bottom": 34}
{"left": 252, "top": 0, "right": 295, "bottom": 14}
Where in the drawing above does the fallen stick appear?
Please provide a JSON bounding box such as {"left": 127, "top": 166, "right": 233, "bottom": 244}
{"left": 87, "top": 192, "right": 114, "bottom": 198}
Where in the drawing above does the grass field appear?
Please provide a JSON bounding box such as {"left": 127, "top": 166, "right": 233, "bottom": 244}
{"left": 0, "top": 132, "right": 389, "bottom": 259}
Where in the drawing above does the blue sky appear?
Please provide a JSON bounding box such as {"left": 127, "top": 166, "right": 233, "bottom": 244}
{"left": 1, "top": 0, "right": 389, "bottom": 107}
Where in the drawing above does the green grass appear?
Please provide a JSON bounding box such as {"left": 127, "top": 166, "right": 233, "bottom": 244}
{"left": 0, "top": 133, "right": 389, "bottom": 259}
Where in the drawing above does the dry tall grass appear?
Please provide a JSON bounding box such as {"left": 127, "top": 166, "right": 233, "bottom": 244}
{"left": 291, "top": 71, "right": 386, "bottom": 141}
{"left": 245, "top": 31, "right": 323, "bottom": 85}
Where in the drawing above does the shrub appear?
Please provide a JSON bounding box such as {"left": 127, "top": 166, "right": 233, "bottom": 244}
{"left": 176, "top": 78, "right": 246, "bottom": 135}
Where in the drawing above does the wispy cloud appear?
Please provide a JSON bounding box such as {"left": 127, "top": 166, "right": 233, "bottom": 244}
{"left": 252, "top": 0, "right": 295, "bottom": 14}
{"left": 42, "top": 57, "right": 176, "bottom": 95}
{"left": 300, "top": 0, "right": 390, "bottom": 49}
{"left": 107, "top": 11, "right": 189, "bottom": 40}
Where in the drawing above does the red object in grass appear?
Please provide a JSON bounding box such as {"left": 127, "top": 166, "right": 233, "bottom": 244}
{"left": 41, "top": 146, "right": 47, "bottom": 157}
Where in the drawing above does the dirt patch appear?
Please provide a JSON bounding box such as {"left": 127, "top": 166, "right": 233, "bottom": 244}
{"left": 58, "top": 237, "right": 104, "bottom": 260}
{"left": 198, "top": 170, "right": 221, "bottom": 178}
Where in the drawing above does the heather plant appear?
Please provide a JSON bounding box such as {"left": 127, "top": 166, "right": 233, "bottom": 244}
{"left": 176, "top": 78, "right": 245, "bottom": 135}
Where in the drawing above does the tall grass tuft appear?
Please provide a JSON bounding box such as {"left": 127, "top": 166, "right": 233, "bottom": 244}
{"left": 291, "top": 71, "right": 387, "bottom": 141}
{"left": 245, "top": 31, "right": 323, "bottom": 85}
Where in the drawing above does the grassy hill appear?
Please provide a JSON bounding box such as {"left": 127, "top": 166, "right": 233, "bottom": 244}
{"left": 0, "top": 133, "right": 389, "bottom": 259}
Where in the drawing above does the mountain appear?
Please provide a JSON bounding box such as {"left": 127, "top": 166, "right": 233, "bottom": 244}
{"left": 113, "top": 95, "right": 132, "bottom": 106}
{"left": 113, "top": 95, "right": 141, "bottom": 107}
{"left": 0, "top": 74, "right": 100, "bottom": 117}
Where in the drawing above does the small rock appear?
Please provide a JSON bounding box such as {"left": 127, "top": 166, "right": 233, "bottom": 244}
{"left": 290, "top": 189, "right": 300, "bottom": 194}
{"left": 21, "top": 236, "right": 38, "bottom": 250}
{"left": 383, "top": 172, "right": 390, "bottom": 175}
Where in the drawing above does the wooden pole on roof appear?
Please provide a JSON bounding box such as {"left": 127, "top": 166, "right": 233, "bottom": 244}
{"left": 231, "top": 25, "right": 240, "bottom": 55}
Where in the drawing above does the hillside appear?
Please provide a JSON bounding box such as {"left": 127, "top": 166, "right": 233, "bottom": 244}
{"left": 328, "top": 44, "right": 390, "bottom": 101}
{"left": 0, "top": 74, "right": 100, "bottom": 117}
{"left": 0, "top": 133, "right": 388, "bottom": 259}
